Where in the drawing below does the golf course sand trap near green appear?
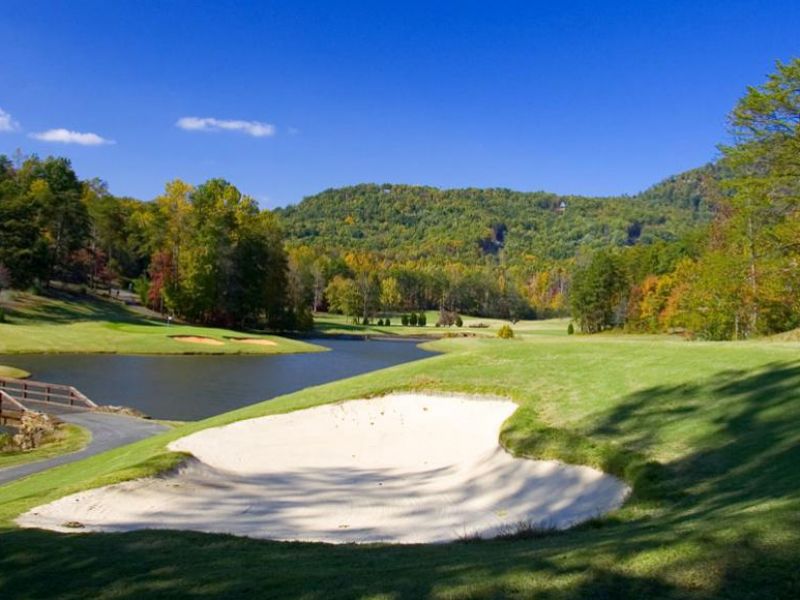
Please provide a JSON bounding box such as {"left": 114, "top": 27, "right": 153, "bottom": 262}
{"left": 17, "top": 394, "right": 630, "bottom": 543}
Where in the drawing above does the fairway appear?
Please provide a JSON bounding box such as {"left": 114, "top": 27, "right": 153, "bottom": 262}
{"left": 1, "top": 328, "right": 798, "bottom": 598}
{"left": 0, "top": 292, "right": 322, "bottom": 356}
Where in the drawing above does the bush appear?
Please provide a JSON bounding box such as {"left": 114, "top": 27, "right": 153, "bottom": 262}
{"left": 362, "top": 316, "right": 370, "bottom": 325}
{"left": 0, "top": 307, "right": 5, "bottom": 323}
{"left": 567, "top": 323, "right": 575, "bottom": 335}
{"left": 409, "top": 312, "right": 418, "bottom": 326}
{"left": 28, "top": 280, "right": 44, "bottom": 296}
{"left": 455, "top": 314, "right": 463, "bottom": 327}
{"left": 497, "top": 324, "right": 514, "bottom": 339}
{"left": 418, "top": 313, "right": 427, "bottom": 327}
{"left": 437, "top": 309, "right": 456, "bottom": 327}
{"left": 385, "top": 318, "right": 391, "bottom": 326}
{"left": 295, "top": 309, "right": 315, "bottom": 332}
{"left": 401, "top": 314, "right": 409, "bottom": 326}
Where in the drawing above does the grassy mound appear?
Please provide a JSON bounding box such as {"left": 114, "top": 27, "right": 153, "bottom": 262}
{"left": 0, "top": 365, "right": 30, "bottom": 379}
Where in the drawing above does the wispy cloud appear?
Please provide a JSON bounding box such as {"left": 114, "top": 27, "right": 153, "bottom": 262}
{"left": 0, "top": 108, "right": 20, "bottom": 132}
{"left": 176, "top": 116, "right": 276, "bottom": 137}
{"left": 29, "top": 128, "right": 115, "bottom": 146}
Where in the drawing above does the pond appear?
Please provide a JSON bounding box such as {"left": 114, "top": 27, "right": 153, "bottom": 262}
{"left": 0, "top": 339, "right": 433, "bottom": 421}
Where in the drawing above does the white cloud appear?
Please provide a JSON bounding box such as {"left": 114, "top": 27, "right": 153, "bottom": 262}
{"left": 0, "top": 108, "right": 20, "bottom": 132}
{"left": 29, "top": 128, "right": 114, "bottom": 146}
{"left": 176, "top": 116, "right": 276, "bottom": 137}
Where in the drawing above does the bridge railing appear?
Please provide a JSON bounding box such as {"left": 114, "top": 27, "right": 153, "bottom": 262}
{"left": 0, "top": 377, "right": 97, "bottom": 410}
{"left": 0, "top": 390, "right": 28, "bottom": 426}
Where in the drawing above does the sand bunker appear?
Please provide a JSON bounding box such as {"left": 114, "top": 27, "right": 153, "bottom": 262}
{"left": 17, "top": 394, "right": 629, "bottom": 543}
{"left": 227, "top": 337, "right": 277, "bottom": 347}
{"left": 170, "top": 335, "right": 224, "bottom": 346}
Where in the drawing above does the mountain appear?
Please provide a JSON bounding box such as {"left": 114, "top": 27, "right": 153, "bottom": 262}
{"left": 276, "top": 164, "right": 719, "bottom": 266}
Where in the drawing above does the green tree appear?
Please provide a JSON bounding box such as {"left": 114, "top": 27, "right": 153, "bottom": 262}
{"left": 325, "top": 275, "right": 360, "bottom": 319}
{"left": 379, "top": 276, "right": 402, "bottom": 313}
{"left": 716, "top": 58, "right": 800, "bottom": 335}
{"left": 570, "top": 251, "right": 628, "bottom": 333}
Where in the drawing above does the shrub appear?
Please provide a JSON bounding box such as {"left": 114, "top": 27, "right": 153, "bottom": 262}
{"left": 295, "top": 309, "right": 315, "bottom": 332}
{"left": 437, "top": 309, "right": 456, "bottom": 327}
{"left": 567, "top": 323, "right": 575, "bottom": 335}
{"left": 409, "top": 312, "right": 418, "bottom": 326}
{"left": 497, "top": 324, "right": 514, "bottom": 339}
{"left": 362, "top": 316, "right": 370, "bottom": 325}
{"left": 0, "top": 307, "right": 5, "bottom": 323}
{"left": 28, "top": 280, "right": 44, "bottom": 296}
{"left": 401, "top": 314, "right": 409, "bottom": 326}
{"left": 385, "top": 318, "right": 391, "bottom": 326}
{"left": 418, "top": 313, "right": 427, "bottom": 327}
{"left": 455, "top": 314, "right": 463, "bottom": 327}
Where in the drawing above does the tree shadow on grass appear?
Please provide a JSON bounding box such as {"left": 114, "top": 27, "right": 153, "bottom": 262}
{"left": 6, "top": 289, "right": 143, "bottom": 325}
{"left": 590, "top": 361, "right": 800, "bottom": 522}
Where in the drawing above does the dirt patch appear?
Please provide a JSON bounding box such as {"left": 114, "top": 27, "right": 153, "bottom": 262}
{"left": 170, "top": 336, "right": 225, "bottom": 346}
{"left": 226, "top": 337, "right": 277, "bottom": 347}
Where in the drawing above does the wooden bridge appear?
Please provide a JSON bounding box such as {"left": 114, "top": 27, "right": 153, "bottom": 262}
{"left": 0, "top": 377, "right": 97, "bottom": 426}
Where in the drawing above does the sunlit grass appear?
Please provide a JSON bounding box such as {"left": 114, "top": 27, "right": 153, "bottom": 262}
{"left": 0, "top": 331, "right": 798, "bottom": 598}
{"left": 0, "top": 292, "right": 322, "bottom": 356}
{"left": 0, "top": 424, "right": 90, "bottom": 470}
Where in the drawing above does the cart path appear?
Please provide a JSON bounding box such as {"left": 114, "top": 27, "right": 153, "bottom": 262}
{"left": 0, "top": 411, "right": 167, "bottom": 486}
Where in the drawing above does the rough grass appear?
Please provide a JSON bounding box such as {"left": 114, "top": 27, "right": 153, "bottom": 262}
{"left": 0, "top": 291, "right": 322, "bottom": 355}
{"left": 313, "top": 310, "right": 570, "bottom": 338}
{"left": 0, "top": 332, "right": 799, "bottom": 598}
{"left": 0, "top": 424, "right": 90, "bottom": 469}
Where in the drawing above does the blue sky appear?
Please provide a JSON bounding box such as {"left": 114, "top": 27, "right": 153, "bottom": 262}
{"left": 1, "top": 1, "right": 798, "bottom": 208}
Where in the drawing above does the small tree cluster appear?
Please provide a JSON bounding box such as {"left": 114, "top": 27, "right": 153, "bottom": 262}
{"left": 400, "top": 312, "right": 426, "bottom": 326}
{"left": 436, "top": 309, "right": 462, "bottom": 327}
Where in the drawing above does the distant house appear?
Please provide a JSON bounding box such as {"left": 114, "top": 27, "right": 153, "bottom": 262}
{"left": 556, "top": 200, "right": 567, "bottom": 214}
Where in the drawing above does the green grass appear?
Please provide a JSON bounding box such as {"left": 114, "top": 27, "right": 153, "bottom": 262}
{"left": 0, "top": 291, "right": 323, "bottom": 355}
{"left": 0, "top": 424, "right": 90, "bottom": 469}
{"left": 313, "top": 310, "right": 571, "bottom": 338}
{"left": 0, "top": 332, "right": 799, "bottom": 598}
{"left": 0, "top": 365, "right": 30, "bottom": 379}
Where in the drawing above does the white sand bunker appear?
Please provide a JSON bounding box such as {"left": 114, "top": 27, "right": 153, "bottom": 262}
{"left": 227, "top": 337, "right": 277, "bottom": 347}
{"left": 17, "top": 394, "right": 629, "bottom": 544}
{"left": 170, "top": 335, "right": 224, "bottom": 346}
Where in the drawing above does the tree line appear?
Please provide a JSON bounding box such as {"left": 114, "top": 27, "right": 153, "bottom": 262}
{"left": 570, "top": 59, "right": 800, "bottom": 340}
{"left": 0, "top": 161, "right": 303, "bottom": 329}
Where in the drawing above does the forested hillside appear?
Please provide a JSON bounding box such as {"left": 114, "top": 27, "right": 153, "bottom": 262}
{"left": 278, "top": 165, "right": 719, "bottom": 266}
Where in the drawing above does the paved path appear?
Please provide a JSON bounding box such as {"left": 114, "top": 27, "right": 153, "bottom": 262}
{"left": 0, "top": 410, "right": 167, "bottom": 486}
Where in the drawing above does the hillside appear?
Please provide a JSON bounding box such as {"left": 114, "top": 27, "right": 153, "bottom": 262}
{"left": 277, "top": 165, "right": 719, "bottom": 265}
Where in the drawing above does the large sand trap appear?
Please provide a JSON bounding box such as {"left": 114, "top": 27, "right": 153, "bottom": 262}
{"left": 17, "top": 394, "right": 629, "bottom": 543}
{"left": 170, "top": 335, "right": 224, "bottom": 346}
